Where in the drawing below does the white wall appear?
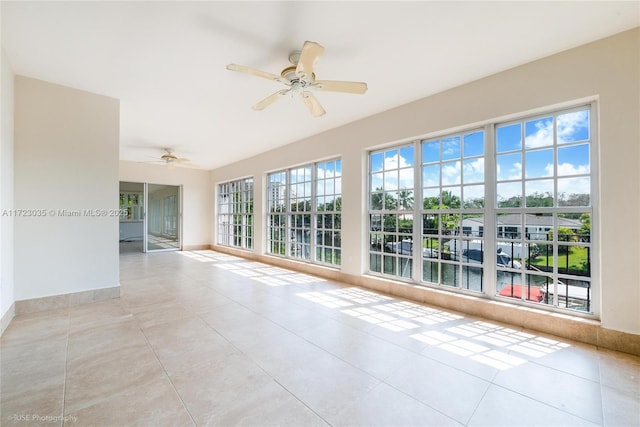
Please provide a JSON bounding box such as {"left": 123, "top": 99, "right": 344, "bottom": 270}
{"left": 1, "top": 48, "right": 15, "bottom": 323}
{"left": 211, "top": 29, "right": 640, "bottom": 335}
{"left": 14, "top": 77, "right": 120, "bottom": 300}
{"left": 119, "top": 161, "right": 212, "bottom": 249}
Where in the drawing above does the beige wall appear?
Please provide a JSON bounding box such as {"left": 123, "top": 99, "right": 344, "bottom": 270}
{"left": 14, "top": 77, "right": 120, "bottom": 301}
{"left": 119, "top": 161, "right": 212, "bottom": 249}
{"left": 1, "top": 48, "right": 15, "bottom": 327}
{"left": 211, "top": 29, "right": 640, "bottom": 335}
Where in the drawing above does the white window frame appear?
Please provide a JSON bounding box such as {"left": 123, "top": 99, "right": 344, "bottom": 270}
{"left": 366, "top": 101, "right": 598, "bottom": 318}
{"left": 266, "top": 158, "right": 342, "bottom": 267}
{"left": 217, "top": 177, "right": 254, "bottom": 250}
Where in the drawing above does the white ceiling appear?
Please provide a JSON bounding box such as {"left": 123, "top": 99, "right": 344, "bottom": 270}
{"left": 2, "top": 1, "right": 639, "bottom": 170}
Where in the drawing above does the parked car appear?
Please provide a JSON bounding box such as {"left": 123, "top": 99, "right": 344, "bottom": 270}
{"left": 460, "top": 248, "right": 522, "bottom": 269}
{"left": 384, "top": 240, "right": 438, "bottom": 258}
{"left": 384, "top": 240, "right": 414, "bottom": 255}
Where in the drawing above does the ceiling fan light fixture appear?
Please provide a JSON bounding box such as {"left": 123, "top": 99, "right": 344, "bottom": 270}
{"left": 227, "top": 40, "right": 367, "bottom": 117}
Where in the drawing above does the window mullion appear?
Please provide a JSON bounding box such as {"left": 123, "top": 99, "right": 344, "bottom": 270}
{"left": 413, "top": 140, "right": 421, "bottom": 281}
{"left": 484, "top": 124, "right": 497, "bottom": 297}
{"left": 311, "top": 164, "right": 317, "bottom": 262}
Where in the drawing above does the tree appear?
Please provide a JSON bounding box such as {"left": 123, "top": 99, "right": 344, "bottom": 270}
{"left": 526, "top": 192, "right": 553, "bottom": 208}
{"left": 560, "top": 192, "right": 590, "bottom": 207}
{"left": 578, "top": 213, "right": 591, "bottom": 242}
{"left": 398, "top": 190, "right": 414, "bottom": 210}
{"left": 498, "top": 195, "right": 522, "bottom": 208}
{"left": 370, "top": 188, "right": 397, "bottom": 210}
{"left": 422, "top": 190, "right": 461, "bottom": 210}
{"left": 441, "top": 190, "right": 461, "bottom": 209}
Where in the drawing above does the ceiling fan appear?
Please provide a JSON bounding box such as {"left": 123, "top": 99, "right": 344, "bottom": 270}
{"left": 227, "top": 41, "right": 367, "bottom": 117}
{"left": 152, "top": 149, "right": 192, "bottom": 169}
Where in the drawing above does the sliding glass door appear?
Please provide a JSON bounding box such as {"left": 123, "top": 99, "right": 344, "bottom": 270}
{"left": 145, "top": 184, "right": 181, "bottom": 252}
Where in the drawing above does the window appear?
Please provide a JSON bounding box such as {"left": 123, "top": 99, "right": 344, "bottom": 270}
{"left": 267, "top": 159, "right": 342, "bottom": 266}
{"left": 119, "top": 192, "right": 143, "bottom": 221}
{"left": 316, "top": 159, "right": 342, "bottom": 265}
{"left": 368, "top": 145, "right": 415, "bottom": 278}
{"left": 218, "top": 178, "right": 254, "bottom": 249}
{"left": 289, "top": 165, "right": 313, "bottom": 260}
{"left": 267, "top": 171, "right": 287, "bottom": 256}
{"left": 495, "top": 107, "right": 592, "bottom": 312}
{"left": 367, "top": 103, "right": 595, "bottom": 315}
{"left": 421, "top": 130, "right": 485, "bottom": 291}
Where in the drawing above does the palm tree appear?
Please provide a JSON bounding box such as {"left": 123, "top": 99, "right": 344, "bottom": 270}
{"left": 398, "top": 190, "right": 414, "bottom": 210}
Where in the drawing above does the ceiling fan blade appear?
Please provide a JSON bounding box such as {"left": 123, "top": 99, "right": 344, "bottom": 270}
{"left": 175, "top": 160, "right": 199, "bottom": 168}
{"left": 300, "top": 91, "right": 326, "bottom": 117}
{"left": 252, "top": 89, "right": 290, "bottom": 111}
{"left": 296, "top": 41, "right": 324, "bottom": 80}
{"left": 226, "top": 64, "right": 283, "bottom": 82}
{"left": 313, "top": 80, "right": 368, "bottom": 94}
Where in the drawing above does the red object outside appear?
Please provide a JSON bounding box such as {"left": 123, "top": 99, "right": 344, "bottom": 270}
{"left": 499, "top": 284, "right": 543, "bottom": 302}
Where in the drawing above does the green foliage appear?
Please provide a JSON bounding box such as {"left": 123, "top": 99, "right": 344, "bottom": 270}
{"left": 398, "top": 190, "right": 414, "bottom": 210}
{"left": 526, "top": 192, "right": 553, "bottom": 207}
{"left": 423, "top": 190, "right": 461, "bottom": 210}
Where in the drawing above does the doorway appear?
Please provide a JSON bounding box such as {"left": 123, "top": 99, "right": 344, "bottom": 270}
{"left": 145, "top": 184, "right": 181, "bottom": 251}
{"left": 119, "top": 182, "right": 182, "bottom": 253}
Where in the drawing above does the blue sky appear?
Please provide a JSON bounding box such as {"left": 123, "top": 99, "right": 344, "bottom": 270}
{"left": 371, "top": 108, "right": 590, "bottom": 204}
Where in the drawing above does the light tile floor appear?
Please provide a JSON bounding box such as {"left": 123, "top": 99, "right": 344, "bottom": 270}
{"left": 1, "top": 249, "right": 639, "bottom": 426}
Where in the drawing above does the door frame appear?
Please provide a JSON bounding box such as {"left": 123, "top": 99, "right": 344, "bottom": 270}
{"left": 144, "top": 183, "right": 183, "bottom": 253}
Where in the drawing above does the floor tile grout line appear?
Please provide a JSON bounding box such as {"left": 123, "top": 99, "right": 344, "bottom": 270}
{"left": 264, "top": 376, "right": 334, "bottom": 426}
{"left": 189, "top": 305, "right": 337, "bottom": 426}
{"left": 463, "top": 380, "right": 493, "bottom": 426}
{"left": 128, "top": 306, "right": 198, "bottom": 427}
{"left": 487, "top": 382, "right": 605, "bottom": 425}
{"left": 60, "top": 310, "right": 70, "bottom": 427}
{"left": 345, "top": 379, "right": 462, "bottom": 427}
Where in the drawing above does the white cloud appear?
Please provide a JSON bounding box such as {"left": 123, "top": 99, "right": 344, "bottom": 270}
{"left": 384, "top": 152, "right": 412, "bottom": 170}
{"left": 557, "top": 162, "right": 589, "bottom": 176}
{"left": 377, "top": 153, "right": 414, "bottom": 190}
{"left": 525, "top": 119, "right": 553, "bottom": 148}
{"left": 558, "top": 110, "right": 589, "bottom": 143}
{"left": 442, "top": 138, "right": 460, "bottom": 159}
{"left": 525, "top": 110, "right": 589, "bottom": 148}
{"left": 525, "top": 179, "right": 553, "bottom": 196}
{"left": 497, "top": 159, "right": 522, "bottom": 181}
{"left": 507, "top": 162, "right": 522, "bottom": 180}
{"left": 558, "top": 176, "right": 590, "bottom": 196}
{"left": 542, "top": 162, "right": 589, "bottom": 177}
{"left": 442, "top": 161, "right": 461, "bottom": 185}
{"left": 464, "top": 185, "right": 484, "bottom": 201}
{"left": 463, "top": 158, "right": 484, "bottom": 183}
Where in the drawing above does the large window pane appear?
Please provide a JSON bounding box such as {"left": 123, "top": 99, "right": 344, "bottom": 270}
{"left": 369, "top": 144, "right": 416, "bottom": 280}
{"left": 267, "top": 159, "right": 342, "bottom": 266}
{"left": 218, "top": 178, "right": 254, "bottom": 249}
{"left": 366, "top": 104, "right": 594, "bottom": 317}
{"left": 495, "top": 105, "right": 593, "bottom": 313}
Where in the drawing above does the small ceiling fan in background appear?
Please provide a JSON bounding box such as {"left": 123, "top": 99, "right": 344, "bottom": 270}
{"left": 148, "top": 149, "right": 194, "bottom": 169}
{"left": 227, "top": 40, "right": 368, "bottom": 117}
